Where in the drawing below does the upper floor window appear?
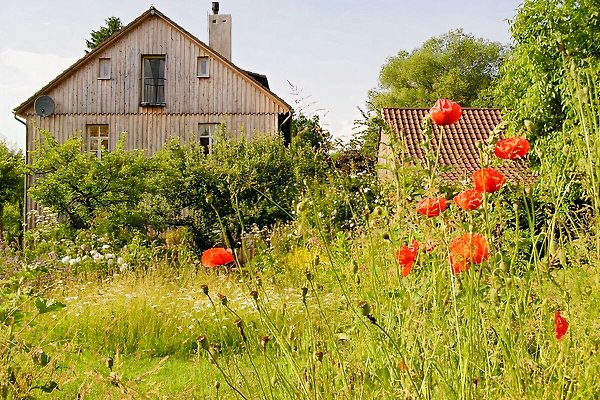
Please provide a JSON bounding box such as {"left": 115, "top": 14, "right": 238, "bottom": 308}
{"left": 142, "top": 55, "right": 166, "bottom": 106}
{"left": 98, "top": 58, "right": 111, "bottom": 79}
{"left": 198, "top": 123, "right": 220, "bottom": 155}
{"left": 197, "top": 56, "right": 210, "bottom": 78}
{"left": 87, "top": 124, "right": 109, "bottom": 158}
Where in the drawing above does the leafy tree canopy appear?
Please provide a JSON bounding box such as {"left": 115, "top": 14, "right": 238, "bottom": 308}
{"left": 494, "top": 0, "right": 600, "bottom": 139}
{"left": 85, "top": 16, "right": 123, "bottom": 52}
{"left": 369, "top": 29, "right": 506, "bottom": 109}
{"left": 0, "top": 141, "right": 24, "bottom": 240}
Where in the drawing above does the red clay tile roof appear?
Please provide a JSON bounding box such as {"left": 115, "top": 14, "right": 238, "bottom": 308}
{"left": 382, "top": 108, "right": 536, "bottom": 185}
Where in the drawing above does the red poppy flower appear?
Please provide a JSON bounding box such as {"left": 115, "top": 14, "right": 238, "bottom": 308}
{"left": 494, "top": 137, "right": 530, "bottom": 160}
{"left": 416, "top": 197, "right": 448, "bottom": 217}
{"left": 201, "top": 247, "right": 234, "bottom": 268}
{"left": 453, "top": 189, "right": 483, "bottom": 211}
{"left": 473, "top": 168, "right": 507, "bottom": 193}
{"left": 449, "top": 233, "right": 489, "bottom": 274}
{"left": 429, "top": 99, "right": 462, "bottom": 126}
{"left": 555, "top": 310, "right": 569, "bottom": 340}
{"left": 396, "top": 240, "right": 419, "bottom": 277}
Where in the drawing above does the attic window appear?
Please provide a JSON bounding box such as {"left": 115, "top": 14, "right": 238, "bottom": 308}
{"left": 98, "top": 58, "right": 111, "bottom": 79}
{"left": 141, "top": 55, "right": 166, "bottom": 106}
{"left": 197, "top": 56, "right": 210, "bottom": 78}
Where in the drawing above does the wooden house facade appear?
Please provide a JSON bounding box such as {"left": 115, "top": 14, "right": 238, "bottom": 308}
{"left": 14, "top": 5, "right": 292, "bottom": 221}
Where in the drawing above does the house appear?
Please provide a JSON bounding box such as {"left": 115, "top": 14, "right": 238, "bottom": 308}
{"left": 377, "top": 108, "right": 535, "bottom": 184}
{"left": 13, "top": 3, "right": 292, "bottom": 222}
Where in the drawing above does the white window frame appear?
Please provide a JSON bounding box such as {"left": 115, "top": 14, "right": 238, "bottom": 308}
{"left": 87, "top": 124, "right": 110, "bottom": 158}
{"left": 197, "top": 56, "right": 210, "bottom": 78}
{"left": 98, "top": 58, "right": 111, "bottom": 79}
{"left": 198, "top": 123, "right": 219, "bottom": 155}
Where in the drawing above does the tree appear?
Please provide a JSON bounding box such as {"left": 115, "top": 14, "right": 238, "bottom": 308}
{"left": 0, "top": 141, "right": 24, "bottom": 242}
{"left": 85, "top": 17, "right": 123, "bottom": 52}
{"left": 369, "top": 29, "right": 506, "bottom": 109}
{"left": 28, "top": 132, "right": 156, "bottom": 230}
{"left": 494, "top": 0, "right": 600, "bottom": 139}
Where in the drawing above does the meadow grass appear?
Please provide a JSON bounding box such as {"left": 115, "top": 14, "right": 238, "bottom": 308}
{"left": 12, "top": 225, "right": 599, "bottom": 399}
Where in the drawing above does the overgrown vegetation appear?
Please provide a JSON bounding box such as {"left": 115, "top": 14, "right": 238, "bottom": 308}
{"left": 1, "top": 1, "right": 599, "bottom": 398}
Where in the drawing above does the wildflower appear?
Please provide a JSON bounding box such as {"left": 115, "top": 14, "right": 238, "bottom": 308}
{"left": 555, "top": 310, "right": 569, "bottom": 340}
{"left": 494, "top": 137, "right": 530, "bottom": 160}
{"left": 61, "top": 256, "right": 71, "bottom": 265}
{"left": 416, "top": 197, "right": 448, "bottom": 217}
{"left": 201, "top": 248, "right": 234, "bottom": 268}
{"left": 395, "top": 240, "right": 419, "bottom": 277}
{"left": 449, "top": 233, "right": 490, "bottom": 274}
{"left": 429, "top": 98, "right": 462, "bottom": 125}
{"left": 453, "top": 189, "right": 483, "bottom": 211}
{"left": 473, "top": 168, "right": 507, "bottom": 193}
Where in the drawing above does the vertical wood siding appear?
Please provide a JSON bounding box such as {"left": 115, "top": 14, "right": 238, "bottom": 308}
{"left": 21, "top": 15, "right": 288, "bottom": 116}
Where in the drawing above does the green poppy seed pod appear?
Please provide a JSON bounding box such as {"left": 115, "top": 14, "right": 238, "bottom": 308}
{"left": 249, "top": 289, "right": 258, "bottom": 301}
{"left": 562, "top": 144, "right": 571, "bottom": 156}
{"left": 301, "top": 286, "right": 308, "bottom": 302}
{"left": 296, "top": 201, "right": 307, "bottom": 213}
{"left": 382, "top": 232, "right": 390, "bottom": 241}
{"left": 558, "top": 249, "right": 567, "bottom": 266}
{"left": 313, "top": 254, "right": 320, "bottom": 266}
{"left": 314, "top": 351, "right": 324, "bottom": 362}
{"left": 548, "top": 240, "right": 558, "bottom": 257}
{"left": 197, "top": 335, "right": 209, "bottom": 350}
{"left": 524, "top": 120, "right": 535, "bottom": 133}
{"left": 372, "top": 206, "right": 383, "bottom": 217}
{"left": 201, "top": 284, "right": 209, "bottom": 296}
{"left": 217, "top": 293, "right": 228, "bottom": 306}
{"left": 305, "top": 270, "right": 313, "bottom": 282}
{"left": 358, "top": 301, "right": 371, "bottom": 317}
{"left": 500, "top": 260, "right": 509, "bottom": 273}
{"left": 352, "top": 260, "right": 359, "bottom": 274}
{"left": 215, "top": 381, "right": 220, "bottom": 391}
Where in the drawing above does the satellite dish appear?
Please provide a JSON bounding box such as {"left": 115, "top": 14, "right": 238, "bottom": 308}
{"left": 34, "top": 95, "right": 55, "bottom": 117}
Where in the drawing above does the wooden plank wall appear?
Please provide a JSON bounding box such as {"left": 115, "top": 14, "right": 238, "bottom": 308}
{"left": 26, "top": 113, "right": 280, "bottom": 155}
{"left": 22, "top": 15, "right": 288, "bottom": 116}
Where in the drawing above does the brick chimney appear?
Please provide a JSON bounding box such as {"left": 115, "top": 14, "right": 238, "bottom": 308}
{"left": 209, "top": 2, "right": 232, "bottom": 61}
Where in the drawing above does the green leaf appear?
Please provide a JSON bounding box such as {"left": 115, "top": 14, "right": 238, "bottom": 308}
{"left": 33, "top": 298, "right": 66, "bottom": 315}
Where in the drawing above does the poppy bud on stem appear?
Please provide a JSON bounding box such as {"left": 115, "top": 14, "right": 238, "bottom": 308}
{"left": 260, "top": 335, "right": 270, "bottom": 349}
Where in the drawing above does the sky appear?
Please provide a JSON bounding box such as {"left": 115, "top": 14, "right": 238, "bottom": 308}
{"left": 0, "top": 0, "right": 522, "bottom": 151}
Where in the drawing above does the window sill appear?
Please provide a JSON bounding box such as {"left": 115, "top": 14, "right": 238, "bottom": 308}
{"left": 196, "top": 75, "right": 210, "bottom": 78}
{"left": 140, "top": 103, "right": 166, "bottom": 107}
{"left": 97, "top": 77, "right": 111, "bottom": 80}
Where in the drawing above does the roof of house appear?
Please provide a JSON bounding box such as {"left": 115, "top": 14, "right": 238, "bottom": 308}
{"left": 14, "top": 6, "right": 291, "bottom": 115}
{"left": 381, "top": 108, "right": 535, "bottom": 184}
